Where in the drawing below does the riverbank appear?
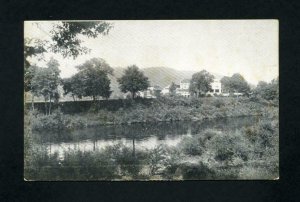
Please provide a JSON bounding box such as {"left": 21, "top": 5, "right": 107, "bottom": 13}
{"left": 24, "top": 116, "right": 279, "bottom": 180}
{"left": 27, "top": 96, "right": 278, "bottom": 132}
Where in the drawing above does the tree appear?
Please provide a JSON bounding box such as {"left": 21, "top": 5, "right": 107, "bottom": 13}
{"left": 62, "top": 75, "right": 84, "bottom": 101}
{"left": 117, "top": 65, "right": 150, "bottom": 99}
{"left": 169, "top": 82, "right": 177, "bottom": 96}
{"left": 220, "top": 76, "right": 231, "bottom": 93}
{"left": 24, "top": 38, "right": 47, "bottom": 93}
{"left": 31, "top": 58, "right": 61, "bottom": 115}
{"left": 49, "top": 22, "right": 112, "bottom": 59}
{"left": 221, "top": 73, "right": 250, "bottom": 94}
{"left": 254, "top": 78, "right": 278, "bottom": 100}
{"left": 25, "top": 21, "right": 112, "bottom": 97}
{"left": 75, "top": 58, "right": 113, "bottom": 101}
{"left": 230, "top": 73, "right": 250, "bottom": 94}
{"left": 189, "top": 70, "right": 214, "bottom": 97}
{"left": 25, "top": 21, "right": 112, "bottom": 61}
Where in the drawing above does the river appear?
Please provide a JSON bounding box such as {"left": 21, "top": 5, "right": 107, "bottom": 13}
{"left": 32, "top": 116, "right": 262, "bottom": 159}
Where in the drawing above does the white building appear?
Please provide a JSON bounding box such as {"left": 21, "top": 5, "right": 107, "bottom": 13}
{"left": 180, "top": 79, "right": 190, "bottom": 90}
{"left": 161, "top": 85, "right": 170, "bottom": 95}
{"left": 206, "top": 80, "right": 222, "bottom": 96}
{"left": 137, "top": 85, "right": 162, "bottom": 98}
{"left": 176, "top": 79, "right": 191, "bottom": 97}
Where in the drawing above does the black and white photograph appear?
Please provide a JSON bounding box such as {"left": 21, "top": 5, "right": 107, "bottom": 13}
{"left": 24, "top": 20, "right": 279, "bottom": 181}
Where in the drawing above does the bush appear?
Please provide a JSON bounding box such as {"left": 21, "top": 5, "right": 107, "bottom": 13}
{"left": 180, "top": 136, "right": 203, "bottom": 156}
{"left": 207, "top": 131, "right": 251, "bottom": 164}
{"left": 179, "top": 162, "right": 215, "bottom": 180}
{"left": 147, "top": 145, "right": 168, "bottom": 175}
{"left": 211, "top": 98, "right": 225, "bottom": 108}
{"left": 199, "top": 129, "right": 220, "bottom": 146}
{"left": 106, "top": 144, "right": 144, "bottom": 177}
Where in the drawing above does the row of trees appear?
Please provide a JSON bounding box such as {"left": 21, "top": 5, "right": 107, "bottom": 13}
{"left": 177, "top": 70, "right": 277, "bottom": 99}
{"left": 62, "top": 61, "right": 150, "bottom": 101}
{"left": 187, "top": 70, "right": 250, "bottom": 97}
{"left": 26, "top": 56, "right": 278, "bottom": 115}
{"left": 26, "top": 57, "right": 151, "bottom": 114}
{"left": 25, "top": 21, "right": 113, "bottom": 115}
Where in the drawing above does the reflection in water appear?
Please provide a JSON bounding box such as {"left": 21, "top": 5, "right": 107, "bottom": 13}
{"left": 33, "top": 116, "right": 262, "bottom": 158}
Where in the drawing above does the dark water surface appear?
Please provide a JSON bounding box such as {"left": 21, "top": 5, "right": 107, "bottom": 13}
{"left": 33, "top": 116, "right": 262, "bottom": 157}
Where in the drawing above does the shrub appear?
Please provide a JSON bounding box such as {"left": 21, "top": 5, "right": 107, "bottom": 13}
{"left": 147, "top": 145, "right": 168, "bottom": 175}
{"left": 211, "top": 98, "right": 225, "bottom": 108}
{"left": 179, "top": 162, "right": 215, "bottom": 180}
{"left": 180, "top": 136, "right": 203, "bottom": 156}
{"left": 107, "top": 144, "right": 143, "bottom": 177}
{"left": 207, "top": 131, "right": 251, "bottom": 164}
{"left": 199, "top": 129, "right": 220, "bottom": 146}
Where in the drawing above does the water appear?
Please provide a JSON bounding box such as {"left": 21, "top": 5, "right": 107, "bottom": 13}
{"left": 33, "top": 116, "right": 262, "bottom": 158}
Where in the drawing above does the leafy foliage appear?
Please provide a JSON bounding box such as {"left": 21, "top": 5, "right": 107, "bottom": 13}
{"left": 254, "top": 78, "right": 278, "bottom": 100}
{"left": 73, "top": 58, "right": 114, "bottom": 100}
{"left": 50, "top": 22, "right": 112, "bottom": 58}
{"left": 31, "top": 58, "right": 61, "bottom": 114}
{"left": 117, "top": 65, "right": 150, "bottom": 99}
{"left": 221, "top": 73, "right": 250, "bottom": 94}
{"left": 189, "top": 70, "right": 214, "bottom": 97}
{"left": 62, "top": 76, "right": 84, "bottom": 101}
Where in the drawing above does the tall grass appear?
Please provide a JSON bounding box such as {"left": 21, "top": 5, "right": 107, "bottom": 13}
{"left": 27, "top": 97, "right": 276, "bottom": 133}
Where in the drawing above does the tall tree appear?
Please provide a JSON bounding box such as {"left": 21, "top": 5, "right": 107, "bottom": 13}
{"left": 254, "top": 78, "right": 278, "bottom": 100}
{"left": 220, "top": 76, "right": 231, "bottom": 93}
{"left": 189, "top": 70, "right": 214, "bottom": 97}
{"left": 31, "top": 58, "right": 61, "bottom": 114}
{"left": 62, "top": 76, "right": 84, "bottom": 101}
{"left": 75, "top": 58, "right": 113, "bottom": 101}
{"left": 221, "top": 73, "right": 250, "bottom": 94}
{"left": 117, "top": 65, "right": 150, "bottom": 99}
{"left": 24, "top": 38, "right": 47, "bottom": 94}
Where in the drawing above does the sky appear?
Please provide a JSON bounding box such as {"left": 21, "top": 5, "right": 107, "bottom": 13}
{"left": 24, "top": 20, "right": 278, "bottom": 85}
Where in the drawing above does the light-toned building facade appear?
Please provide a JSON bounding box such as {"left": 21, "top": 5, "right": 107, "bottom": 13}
{"left": 176, "top": 79, "right": 191, "bottom": 97}
{"left": 161, "top": 85, "right": 170, "bottom": 95}
{"left": 206, "top": 80, "right": 222, "bottom": 96}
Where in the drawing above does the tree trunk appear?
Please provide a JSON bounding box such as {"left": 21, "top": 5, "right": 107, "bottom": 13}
{"left": 132, "top": 91, "right": 135, "bottom": 99}
{"left": 49, "top": 95, "right": 52, "bottom": 115}
{"left": 72, "top": 95, "right": 75, "bottom": 102}
{"left": 31, "top": 95, "right": 34, "bottom": 111}
{"left": 44, "top": 98, "right": 47, "bottom": 115}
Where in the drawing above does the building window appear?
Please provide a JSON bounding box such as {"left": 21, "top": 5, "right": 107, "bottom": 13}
{"left": 215, "top": 89, "right": 219, "bottom": 93}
